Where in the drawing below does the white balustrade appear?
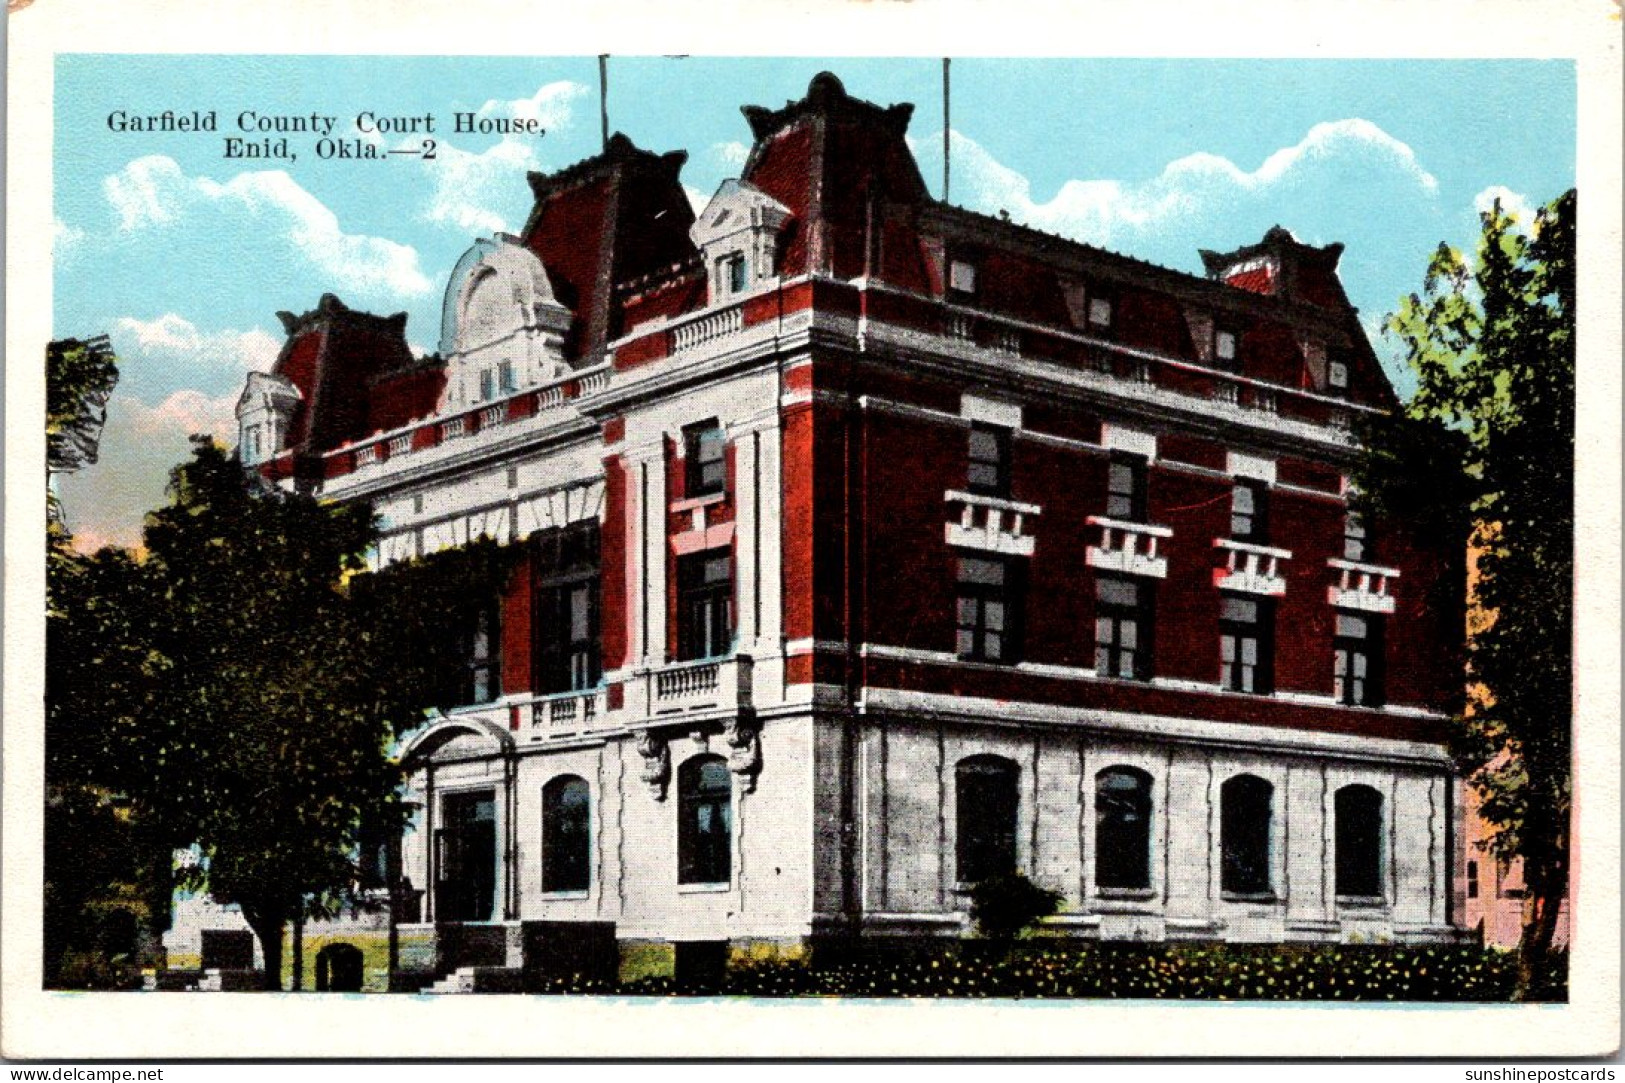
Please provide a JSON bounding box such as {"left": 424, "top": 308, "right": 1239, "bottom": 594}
{"left": 648, "top": 655, "right": 753, "bottom": 715}
{"left": 354, "top": 444, "right": 380, "bottom": 467}
{"left": 1326, "top": 558, "right": 1400, "bottom": 614}
{"left": 528, "top": 688, "right": 606, "bottom": 738}
{"left": 1212, "top": 537, "right": 1292, "bottom": 596}
{"left": 672, "top": 305, "right": 745, "bottom": 353}
{"left": 388, "top": 434, "right": 411, "bottom": 457}
{"left": 1086, "top": 516, "right": 1173, "bottom": 579}
{"left": 479, "top": 405, "right": 504, "bottom": 430}
{"left": 443, "top": 416, "right": 467, "bottom": 439}
{"left": 576, "top": 367, "right": 611, "bottom": 396}
{"left": 943, "top": 490, "right": 1042, "bottom": 557}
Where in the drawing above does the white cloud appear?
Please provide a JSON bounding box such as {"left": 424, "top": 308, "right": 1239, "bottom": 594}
{"left": 103, "top": 155, "right": 433, "bottom": 298}
{"left": 53, "top": 217, "right": 85, "bottom": 258}
{"left": 474, "top": 81, "right": 587, "bottom": 128}
{"left": 712, "top": 141, "right": 749, "bottom": 168}
{"left": 106, "top": 314, "right": 282, "bottom": 401}
{"left": 399, "top": 81, "right": 587, "bottom": 235}
{"left": 421, "top": 136, "right": 545, "bottom": 235}
{"left": 1473, "top": 185, "right": 1535, "bottom": 231}
{"left": 57, "top": 386, "right": 240, "bottom": 552}
{"left": 112, "top": 314, "right": 280, "bottom": 372}
{"left": 923, "top": 118, "right": 1439, "bottom": 255}
{"left": 683, "top": 185, "right": 710, "bottom": 216}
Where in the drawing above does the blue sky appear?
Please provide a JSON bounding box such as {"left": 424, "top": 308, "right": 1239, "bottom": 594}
{"left": 52, "top": 55, "right": 1575, "bottom": 549}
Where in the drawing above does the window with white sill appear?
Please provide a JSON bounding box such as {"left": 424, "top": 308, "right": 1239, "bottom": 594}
{"left": 1219, "top": 593, "right": 1273, "bottom": 695}
{"left": 1095, "top": 575, "right": 1153, "bottom": 681}
{"left": 1106, "top": 453, "right": 1148, "bottom": 521}
{"left": 1229, "top": 479, "right": 1270, "bottom": 543}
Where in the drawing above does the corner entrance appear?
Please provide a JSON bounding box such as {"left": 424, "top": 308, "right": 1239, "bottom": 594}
{"left": 435, "top": 789, "right": 496, "bottom": 923}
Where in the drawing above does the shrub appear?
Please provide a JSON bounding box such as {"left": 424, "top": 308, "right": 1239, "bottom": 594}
{"left": 968, "top": 873, "right": 1064, "bottom": 941}
{"left": 543, "top": 941, "right": 1546, "bottom": 1002}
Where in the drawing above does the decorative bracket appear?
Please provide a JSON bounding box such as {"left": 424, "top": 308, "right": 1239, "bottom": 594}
{"left": 636, "top": 731, "right": 671, "bottom": 800}
{"left": 723, "top": 713, "right": 762, "bottom": 793}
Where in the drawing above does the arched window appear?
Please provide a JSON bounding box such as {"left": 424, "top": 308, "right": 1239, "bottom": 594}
{"left": 1095, "top": 767, "right": 1154, "bottom": 891}
{"left": 956, "top": 755, "right": 1019, "bottom": 883}
{"left": 678, "top": 756, "right": 732, "bottom": 885}
{"left": 1220, "top": 774, "right": 1274, "bottom": 896}
{"left": 1335, "top": 784, "right": 1384, "bottom": 899}
{"left": 542, "top": 775, "right": 591, "bottom": 893}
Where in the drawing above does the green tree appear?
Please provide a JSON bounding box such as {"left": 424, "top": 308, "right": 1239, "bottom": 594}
{"left": 137, "top": 439, "right": 407, "bottom": 989}
{"left": 42, "top": 334, "right": 168, "bottom": 988}
{"left": 1355, "top": 190, "right": 1574, "bottom": 998}
{"left": 46, "top": 335, "right": 119, "bottom": 524}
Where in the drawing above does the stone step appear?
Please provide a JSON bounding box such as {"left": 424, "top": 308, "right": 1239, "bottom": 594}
{"left": 423, "top": 966, "right": 523, "bottom": 994}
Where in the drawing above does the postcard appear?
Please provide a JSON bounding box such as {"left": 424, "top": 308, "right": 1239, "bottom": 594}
{"left": 5, "top": 0, "right": 1620, "bottom": 1061}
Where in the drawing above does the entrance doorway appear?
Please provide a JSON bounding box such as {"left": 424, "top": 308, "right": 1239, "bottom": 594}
{"left": 435, "top": 789, "right": 497, "bottom": 922}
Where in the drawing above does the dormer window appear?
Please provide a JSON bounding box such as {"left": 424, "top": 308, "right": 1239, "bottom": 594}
{"left": 724, "top": 254, "right": 748, "bottom": 295}
{"left": 1088, "top": 295, "right": 1114, "bottom": 331}
{"left": 1214, "top": 328, "right": 1239, "bottom": 370}
{"left": 1327, "top": 355, "right": 1351, "bottom": 396}
{"left": 949, "top": 258, "right": 978, "bottom": 296}
{"left": 236, "top": 371, "right": 301, "bottom": 467}
{"left": 691, "top": 179, "right": 792, "bottom": 306}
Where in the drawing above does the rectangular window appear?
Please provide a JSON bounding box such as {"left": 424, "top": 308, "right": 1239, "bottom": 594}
{"left": 244, "top": 424, "right": 262, "bottom": 461}
{"left": 678, "top": 550, "right": 734, "bottom": 661}
{"left": 1088, "top": 295, "right": 1114, "bottom": 331}
{"left": 956, "top": 555, "right": 1020, "bottom": 664}
{"left": 967, "top": 424, "right": 1011, "bottom": 497}
{"left": 1106, "top": 453, "right": 1148, "bottom": 521}
{"left": 1214, "top": 328, "right": 1239, "bottom": 369}
{"left": 465, "top": 604, "right": 499, "bottom": 704}
{"left": 478, "top": 369, "right": 495, "bottom": 402}
{"left": 949, "top": 258, "right": 977, "bottom": 295}
{"left": 1333, "top": 611, "right": 1385, "bottom": 707}
{"left": 497, "top": 361, "right": 516, "bottom": 395}
{"left": 533, "top": 521, "right": 602, "bottom": 694}
{"left": 1230, "top": 479, "right": 1270, "bottom": 542}
{"left": 1219, "top": 594, "right": 1273, "bottom": 694}
{"left": 684, "top": 421, "right": 727, "bottom": 498}
{"left": 1467, "top": 859, "right": 1479, "bottom": 899}
{"left": 1343, "top": 509, "right": 1369, "bottom": 562}
{"left": 1095, "top": 576, "right": 1153, "bottom": 681}
{"left": 725, "top": 254, "right": 748, "bottom": 294}
{"left": 1328, "top": 356, "right": 1350, "bottom": 395}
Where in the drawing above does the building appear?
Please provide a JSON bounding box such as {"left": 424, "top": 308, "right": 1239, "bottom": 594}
{"left": 231, "top": 73, "right": 1464, "bottom": 986}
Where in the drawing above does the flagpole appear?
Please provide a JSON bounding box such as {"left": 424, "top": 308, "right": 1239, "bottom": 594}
{"left": 598, "top": 54, "right": 610, "bottom": 151}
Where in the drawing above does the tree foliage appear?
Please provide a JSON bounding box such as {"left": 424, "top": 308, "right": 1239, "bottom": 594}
{"left": 46, "top": 431, "right": 527, "bottom": 988}
{"left": 131, "top": 439, "right": 412, "bottom": 987}
{"left": 43, "top": 337, "right": 161, "bottom": 987}
{"left": 1354, "top": 189, "right": 1574, "bottom": 994}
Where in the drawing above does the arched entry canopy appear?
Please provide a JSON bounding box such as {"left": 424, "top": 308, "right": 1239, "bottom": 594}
{"left": 397, "top": 712, "right": 515, "bottom": 768}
